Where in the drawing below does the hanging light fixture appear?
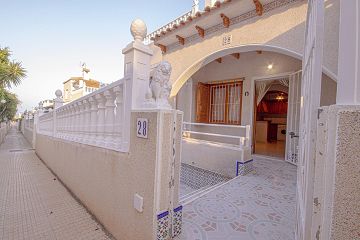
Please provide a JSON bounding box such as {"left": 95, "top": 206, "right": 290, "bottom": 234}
{"left": 275, "top": 92, "right": 285, "bottom": 101}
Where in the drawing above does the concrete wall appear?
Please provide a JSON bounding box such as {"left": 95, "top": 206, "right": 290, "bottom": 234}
{"left": 182, "top": 138, "right": 251, "bottom": 178}
{"left": 312, "top": 105, "right": 360, "bottom": 240}
{"left": 35, "top": 110, "right": 182, "bottom": 240}
{"left": 328, "top": 106, "right": 360, "bottom": 240}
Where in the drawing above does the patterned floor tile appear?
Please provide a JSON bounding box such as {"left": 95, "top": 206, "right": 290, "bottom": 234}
{"left": 180, "top": 158, "right": 297, "bottom": 240}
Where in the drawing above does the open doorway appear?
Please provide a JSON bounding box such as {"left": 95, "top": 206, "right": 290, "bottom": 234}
{"left": 254, "top": 89, "right": 288, "bottom": 158}
{"left": 252, "top": 72, "right": 301, "bottom": 162}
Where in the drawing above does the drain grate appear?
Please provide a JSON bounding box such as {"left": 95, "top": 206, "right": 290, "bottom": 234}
{"left": 9, "top": 149, "right": 35, "bottom": 152}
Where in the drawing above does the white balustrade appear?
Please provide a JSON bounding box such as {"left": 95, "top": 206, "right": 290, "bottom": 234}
{"left": 113, "top": 86, "right": 124, "bottom": 150}
{"left": 104, "top": 89, "right": 116, "bottom": 148}
{"left": 37, "top": 79, "right": 129, "bottom": 152}
{"left": 95, "top": 93, "right": 106, "bottom": 146}
{"left": 83, "top": 99, "right": 91, "bottom": 143}
{"left": 38, "top": 112, "right": 54, "bottom": 137}
{"left": 144, "top": 10, "right": 192, "bottom": 44}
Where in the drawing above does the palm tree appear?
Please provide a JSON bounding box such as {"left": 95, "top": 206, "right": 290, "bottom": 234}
{"left": 0, "top": 47, "right": 27, "bottom": 89}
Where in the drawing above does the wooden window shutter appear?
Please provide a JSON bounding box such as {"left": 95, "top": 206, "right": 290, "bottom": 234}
{"left": 196, "top": 82, "right": 210, "bottom": 123}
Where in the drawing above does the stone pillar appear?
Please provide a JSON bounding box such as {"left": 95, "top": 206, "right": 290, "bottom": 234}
{"left": 336, "top": 1, "right": 360, "bottom": 104}
{"left": 54, "top": 89, "right": 64, "bottom": 109}
{"left": 122, "top": 19, "right": 153, "bottom": 110}
{"left": 32, "top": 111, "right": 39, "bottom": 148}
{"left": 121, "top": 19, "right": 153, "bottom": 152}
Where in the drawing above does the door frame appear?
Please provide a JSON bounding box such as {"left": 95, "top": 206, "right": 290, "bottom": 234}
{"left": 250, "top": 71, "right": 295, "bottom": 158}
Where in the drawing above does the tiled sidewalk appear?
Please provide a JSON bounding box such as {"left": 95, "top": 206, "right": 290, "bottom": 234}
{"left": 179, "top": 156, "right": 297, "bottom": 240}
{"left": 0, "top": 128, "right": 113, "bottom": 240}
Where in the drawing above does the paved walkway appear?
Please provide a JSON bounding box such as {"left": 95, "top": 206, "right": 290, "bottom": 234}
{"left": 0, "top": 128, "right": 113, "bottom": 240}
{"left": 180, "top": 156, "right": 297, "bottom": 240}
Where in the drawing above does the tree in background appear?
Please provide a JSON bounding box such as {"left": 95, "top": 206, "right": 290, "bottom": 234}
{"left": 0, "top": 47, "right": 27, "bottom": 89}
{"left": 0, "top": 89, "right": 20, "bottom": 122}
{"left": 0, "top": 47, "right": 26, "bottom": 121}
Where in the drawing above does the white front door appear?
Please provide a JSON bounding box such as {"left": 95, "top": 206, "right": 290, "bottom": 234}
{"left": 296, "top": 0, "right": 324, "bottom": 240}
{"left": 285, "top": 71, "right": 302, "bottom": 165}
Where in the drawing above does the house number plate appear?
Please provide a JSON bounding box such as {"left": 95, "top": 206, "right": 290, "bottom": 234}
{"left": 136, "top": 118, "right": 148, "bottom": 139}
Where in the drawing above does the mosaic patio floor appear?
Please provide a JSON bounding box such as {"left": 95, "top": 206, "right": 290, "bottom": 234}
{"left": 179, "top": 157, "right": 297, "bottom": 240}
{"left": 180, "top": 164, "right": 231, "bottom": 198}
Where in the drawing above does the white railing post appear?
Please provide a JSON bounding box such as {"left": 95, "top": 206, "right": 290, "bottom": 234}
{"left": 32, "top": 111, "right": 39, "bottom": 148}
{"left": 75, "top": 102, "right": 82, "bottom": 141}
{"left": 53, "top": 90, "right": 63, "bottom": 138}
{"left": 95, "top": 93, "right": 106, "bottom": 146}
{"left": 69, "top": 105, "right": 76, "bottom": 140}
{"left": 59, "top": 108, "right": 65, "bottom": 138}
{"left": 114, "top": 86, "right": 124, "bottom": 150}
{"left": 104, "top": 89, "right": 116, "bottom": 148}
{"left": 64, "top": 106, "right": 70, "bottom": 140}
{"left": 52, "top": 111, "right": 56, "bottom": 137}
{"left": 83, "top": 99, "right": 91, "bottom": 144}
{"left": 88, "top": 96, "right": 98, "bottom": 144}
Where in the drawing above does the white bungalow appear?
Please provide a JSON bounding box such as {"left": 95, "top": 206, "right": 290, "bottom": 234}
{"left": 147, "top": 0, "right": 338, "bottom": 170}
{"left": 145, "top": 0, "right": 358, "bottom": 239}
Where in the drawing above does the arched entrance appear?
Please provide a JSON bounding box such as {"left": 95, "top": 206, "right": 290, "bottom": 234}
{"left": 175, "top": 45, "right": 336, "bottom": 239}
{"left": 171, "top": 44, "right": 337, "bottom": 97}
{"left": 173, "top": 45, "right": 336, "bottom": 163}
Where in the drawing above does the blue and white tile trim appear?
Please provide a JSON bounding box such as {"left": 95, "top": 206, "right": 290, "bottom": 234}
{"left": 157, "top": 210, "right": 169, "bottom": 240}
{"left": 236, "top": 159, "right": 254, "bottom": 176}
{"left": 157, "top": 205, "right": 183, "bottom": 240}
{"left": 172, "top": 205, "right": 183, "bottom": 237}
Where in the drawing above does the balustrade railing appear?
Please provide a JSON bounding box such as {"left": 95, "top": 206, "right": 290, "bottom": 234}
{"left": 24, "top": 118, "right": 34, "bottom": 130}
{"left": 38, "top": 78, "right": 129, "bottom": 152}
{"left": 144, "top": 11, "right": 192, "bottom": 44}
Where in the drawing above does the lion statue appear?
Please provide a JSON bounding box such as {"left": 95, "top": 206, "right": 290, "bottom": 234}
{"left": 144, "top": 61, "right": 172, "bottom": 109}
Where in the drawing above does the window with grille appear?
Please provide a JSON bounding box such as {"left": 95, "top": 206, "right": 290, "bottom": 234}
{"left": 196, "top": 80, "right": 243, "bottom": 125}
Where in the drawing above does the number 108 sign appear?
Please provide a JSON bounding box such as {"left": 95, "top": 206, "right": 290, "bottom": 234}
{"left": 136, "top": 118, "right": 148, "bottom": 139}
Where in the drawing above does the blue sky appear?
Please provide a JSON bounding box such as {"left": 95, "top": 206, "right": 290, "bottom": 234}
{"left": 1, "top": 0, "right": 194, "bottom": 111}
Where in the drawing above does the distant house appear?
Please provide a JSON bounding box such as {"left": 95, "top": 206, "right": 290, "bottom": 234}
{"left": 63, "top": 77, "right": 106, "bottom": 103}
{"left": 40, "top": 99, "right": 54, "bottom": 110}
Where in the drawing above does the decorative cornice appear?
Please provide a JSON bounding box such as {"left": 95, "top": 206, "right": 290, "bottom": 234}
{"left": 165, "top": 0, "right": 304, "bottom": 53}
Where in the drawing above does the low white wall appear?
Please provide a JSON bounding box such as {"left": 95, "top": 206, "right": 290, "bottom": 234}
{"left": 35, "top": 110, "right": 182, "bottom": 240}
{"left": 185, "top": 124, "right": 247, "bottom": 146}
{"left": 181, "top": 138, "right": 251, "bottom": 178}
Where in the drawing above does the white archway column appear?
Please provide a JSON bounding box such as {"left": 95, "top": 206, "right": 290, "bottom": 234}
{"left": 336, "top": 1, "right": 360, "bottom": 105}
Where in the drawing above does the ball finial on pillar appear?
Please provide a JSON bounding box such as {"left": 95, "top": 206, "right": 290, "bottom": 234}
{"left": 130, "top": 19, "right": 147, "bottom": 41}
{"left": 55, "top": 89, "right": 62, "bottom": 98}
